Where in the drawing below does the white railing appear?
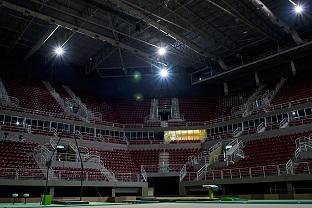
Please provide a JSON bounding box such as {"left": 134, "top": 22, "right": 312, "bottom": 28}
{"left": 141, "top": 166, "right": 147, "bottom": 182}
{"left": 184, "top": 162, "right": 304, "bottom": 182}
{"left": 286, "top": 159, "right": 293, "bottom": 174}
{"left": 99, "top": 160, "right": 116, "bottom": 182}
{"left": 184, "top": 162, "right": 312, "bottom": 182}
{"left": 225, "top": 139, "right": 244, "bottom": 164}
{"left": 279, "top": 117, "right": 289, "bottom": 128}
{"left": 0, "top": 94, "right": 19, "bottom": 107}
{"left": 179, "top": 164, "right": 187, "bottom": 182}
{"left": 256, "top": 122, "right": 266, "bottom": 133}
{"left": 1, "top": 95, "right": 312, "bottom": 129}
{"left": 294, "top": 136, "right": 312, "bottom": 159}
{"left": 196, "top": 163, "right": 209, "bottom": 181}
{"left": 142, "top": 164, "right": 184, "bottom": 173}
{"left": 209, "top": 141, "right": 222, "bottom": 153}
{"left": 181, "top": 142, "right": 222, "bottom": 181}
{"left": 233, "top": 127, "right": 243, "bottom": 137}
{"left": 114, "top": 173, "right": 144, "bottom": 182}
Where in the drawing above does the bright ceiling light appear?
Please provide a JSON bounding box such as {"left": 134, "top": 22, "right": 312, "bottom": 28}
{"left": 157, "top": 47, "right": 167, "bottom": 56}
{"left": 159, "top": 68, "right": 169, "bottom": 78}
{"left": 294, "top": 4, "right": 303, "bottom": 14}
{"left": 54, "top": 46, "right": 64, "bottom": 56}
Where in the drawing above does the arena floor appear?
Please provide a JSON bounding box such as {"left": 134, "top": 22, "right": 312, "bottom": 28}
{"left": 2, "top": 201, "right": 312, "bottom": 208}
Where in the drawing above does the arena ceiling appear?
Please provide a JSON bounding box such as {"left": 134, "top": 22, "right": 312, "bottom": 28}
{"left": 0, "top": 0, "right": 311, "bottom": 78}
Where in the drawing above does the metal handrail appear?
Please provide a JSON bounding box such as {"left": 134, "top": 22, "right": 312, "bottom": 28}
{"left": 256, "top": 122, "right": 266, "bottom": 133}
{"left": 183, "top": 162, "right": 312, "bottom": 182}
{"left": 1, "top": 96, "right": 312, "bottom": 129}
{"left": 142, "top": 164, "right": 185, "bottom": 173}
{"left": 0, "top": 167, "right": 143, "bottom": 182}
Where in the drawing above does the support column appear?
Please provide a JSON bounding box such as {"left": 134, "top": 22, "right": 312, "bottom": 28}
{"left": 141, "top": 186, "right": 149, "bottom": 197}
{"left": 287, "top": 183, "right": 295, "bottom": 194}
{"left": 49, "top": 187, "right": 55, "bottom": 197}
{"left": 291, "top": 60, "right": 297, "bottom": 76}
{"left": 255, "top": 72, "right": 260, "bottom": 86}
{"left": 221, "top": 185, "right": 226, "bottom": 195}
{"left": 223, "top": 82, "right": 229, "bottom": 96}
{"left": 111, "top": 187, "right": 116, "bottom": 197}
{"left": 179, "top": 184, "right": 187, "bottom": 196}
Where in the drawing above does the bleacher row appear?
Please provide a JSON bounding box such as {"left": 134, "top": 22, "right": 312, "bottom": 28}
{"left": 0, "top": 130, "right": 310, "bottom": 181}
{"left": 0, "top": 138, "right": 202, "bottom": 180}
{"left": 3, "top": 73, "right": 312, "bottom": 125}
{"left": 184, "top": 132, "right": 312, "bottom": 181}
{"left": 0, "top": 73, "right": 312, "bottom": 182}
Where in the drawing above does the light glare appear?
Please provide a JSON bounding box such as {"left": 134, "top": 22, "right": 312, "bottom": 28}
{"left": 54, "top": 46, "right": 64, "bottom": 56}
{"left": 159, "top": 68, "right": 169, "bottom": 78}
{"left": 294, "top": 5, "right": 303, "bottom": 13}
{"left": 157, "top": 47, "right": 167, "bottom": 56}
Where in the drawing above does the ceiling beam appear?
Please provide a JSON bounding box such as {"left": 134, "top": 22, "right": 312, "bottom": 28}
{"left": 203, "top": 0, "right": 277, "bottom": 42}
{"left": 86, "top": 0, "right": 208, "bottom": 74}
{"left": 18, "top": 0, "right": 193, "bottom": 71}
{"left": 109, "top": 0, "right": 230, "bottom": 70}
{"left": 24, "top": 24, "right": 59, "bottom": 60}
{"left": 108, "top": 14, "right": 126, "bottom": 73}
{"left": 24, "top": 0, "right": 159, "bottom": 48}
{"left": 248, "top": 0, "right": 303, "bottom": 45}
{"left": 173, "top": 2, "right": 240, "bottom": 51}
{"left": 0, "top": 0, "right": 165, "bottom": 68}
{"left": 79, "top": 0, "right": 139, "bottom": 23}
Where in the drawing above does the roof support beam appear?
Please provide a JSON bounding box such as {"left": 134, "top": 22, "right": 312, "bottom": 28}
{"left": 173, "top": 2, "right": 239, "bottom": 51}
{"left": 248, "top": 0, "right": 303, "bottom": 45}
{"left": 109, "top": 0, "right": 230, "bottom": 70}
{"left": 1, "top": 0, "right": 164, "bottom": 68}
{"left": 86, "top": 0, "right": 211, "bottom": 73}
{"left": 205, "top": 0, "right": 277, "bottom": 41}
{"left": 108, "top": 14, "right": 126, "bottom": 73}
{"left": 24, "top": 24, "right": 59, "bottom": 60}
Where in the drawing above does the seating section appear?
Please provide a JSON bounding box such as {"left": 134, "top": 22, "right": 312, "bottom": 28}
{"left": 96, "top": 149, "right": 138, "bottom": 173}
{"left": 113, "top": 99, "right": 151, "bottom": 124}
{"left": 3, "top": 73, "right": 312, "bottom": 124}
{"left": 228, "top": 132, "right": 310, "bottom": 168}
{"left": 179, "top": 94, "right": 249, "bottom": 122}
{"left": 179, "top": 97, "right": 216, "bottom": 122}
{"left": 0, "top": 140, "right": 43, "bottom": 178}
{"left": 130, "top": 149, "right": 161, "bottom": 171}
{"left": 4, "top": 79, "right": 63, "bottom": 113}
{"left": 168, "top": 148, "right": 201, "bottom": 171}
{"left": 272, "top": 73, "right": 312, "bottom": 105}
{"left": 76, "top": 93, "right": 118, "bottom": 123}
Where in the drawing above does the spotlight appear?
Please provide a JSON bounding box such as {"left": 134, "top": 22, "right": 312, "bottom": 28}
{"left": 159, "top": 68, "right": 169, "bottom": 78}
{"left": 157, "top": 47, "right": 167, "bottom": 56}
{"left": 54, "top": 46, "right": 64, "bottom": 56}
{"left": 294, "top": 5, "right": 303, "bottom": 14}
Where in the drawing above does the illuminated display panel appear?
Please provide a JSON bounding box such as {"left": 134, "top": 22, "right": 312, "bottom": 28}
{"left": 164, "top": 129, "right": 206, "bottom": 143}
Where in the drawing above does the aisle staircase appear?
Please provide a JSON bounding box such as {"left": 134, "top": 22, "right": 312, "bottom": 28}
{"left": 286, "top": 135, "right": 312, "bottom": 174}
{"left": 159, "top": 151, "right": 170, "bottom": 172}
{"left": 0, "top": 77, "right": 19, "bottom": 107}
{"left": 257, "top": 77, "right": 287, "bottom": 109}
{"left": 63, "top": 86, "right": 102, "bottom": 122}
{"left": 170, "top": 98, "right": 184, "bottom": 121}
{"left": 33, "top": 131, "right": 116, "bottom": 181}
{"left": 145, "top": 98, "right": 160, "bottom": 122}
{"left": 179, "top": 141, "right": 222, "bottom": 181}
